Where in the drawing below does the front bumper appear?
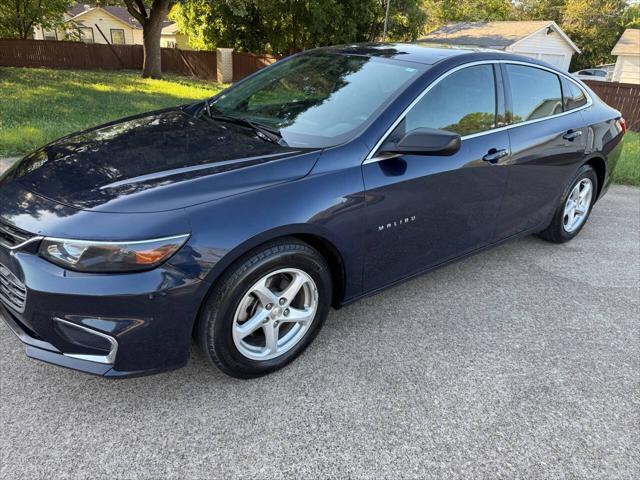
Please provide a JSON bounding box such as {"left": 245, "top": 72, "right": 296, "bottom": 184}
{"left": 1, "top": 248, "right": 206, "bottom": 378}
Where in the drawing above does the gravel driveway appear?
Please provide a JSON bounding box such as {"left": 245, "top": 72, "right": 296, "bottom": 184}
{"left": 1, "top": 185, "right": 638, "bottom": 480}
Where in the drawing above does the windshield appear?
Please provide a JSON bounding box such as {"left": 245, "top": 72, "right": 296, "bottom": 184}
{"left": 210, "top": 53, "right": 425, "bottom": 148}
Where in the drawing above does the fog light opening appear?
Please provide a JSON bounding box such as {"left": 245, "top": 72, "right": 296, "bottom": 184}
{"left": 53, "top": 318, "right": 118, "bottom": 365}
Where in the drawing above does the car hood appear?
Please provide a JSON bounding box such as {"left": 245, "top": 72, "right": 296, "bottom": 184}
{"left": 1, "top": 107, "right": 320, "bottom": 213}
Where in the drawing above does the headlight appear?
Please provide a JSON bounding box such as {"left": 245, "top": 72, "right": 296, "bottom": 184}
{"left": 39, "top": 234, "right": 190, "bottom": 273}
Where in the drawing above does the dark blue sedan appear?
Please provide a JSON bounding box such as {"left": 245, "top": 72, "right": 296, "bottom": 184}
{"left": 0, "top": 44, "right": 627, "bottom": 378}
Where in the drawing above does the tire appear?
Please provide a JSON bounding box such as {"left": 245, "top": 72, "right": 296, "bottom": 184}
{"left": 538, "top": 164, "right": 598, "bottom": 243}
{"left": 197, "top": 238, "right": 332, "bottom": 379}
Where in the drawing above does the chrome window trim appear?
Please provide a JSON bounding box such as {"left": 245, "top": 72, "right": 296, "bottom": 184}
{"left": 364, "top": 59, "right": 593, "bottom": 165}
{"left": 53, "top": 317, "right": 119, "bottom": 365}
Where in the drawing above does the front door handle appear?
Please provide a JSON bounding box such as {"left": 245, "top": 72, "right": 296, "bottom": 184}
{"left": 482, "top": 148, "right": 509, "bottom": 164}
{"left": 563, "top": 129, "right": 583, "bottom": 141}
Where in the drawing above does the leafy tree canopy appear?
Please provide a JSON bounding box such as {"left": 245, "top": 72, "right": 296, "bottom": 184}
{"left": 562, "top": 0, "right": 628, "bottom": 69}
{"left": 170, "top": 0, "right": 428, "bottom": 55}
{"left": 0, "top": 0, "right": 75, "bottom": 39}
{"left": 429, "top": 0, "right": 514, "bottom": 25}
{"left": 621, "top": 3, "right": 640, "bottom": 29}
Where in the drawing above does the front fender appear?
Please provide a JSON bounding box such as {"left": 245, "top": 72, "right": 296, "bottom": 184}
{"left": 168, "top": 162, "right": 367, "bottom": 303}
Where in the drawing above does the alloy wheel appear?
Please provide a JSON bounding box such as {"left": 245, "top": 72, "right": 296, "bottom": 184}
{"left": 563, "top": 178, "right": 593, "bottom": 233}
{"left": 232, "top": 268, "right": 318, "bottom": 361}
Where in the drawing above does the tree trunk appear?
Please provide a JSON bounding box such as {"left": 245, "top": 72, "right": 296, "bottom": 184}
{"left": 126, "top": 0, "right": 172, "bottom": 79}
{"left": 142, "top": 15, "right": 163, "bottom": 79}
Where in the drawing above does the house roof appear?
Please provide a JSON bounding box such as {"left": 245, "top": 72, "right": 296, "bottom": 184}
{"left": 161, "top": 23, "right": 180, "bottom": 35}
{"left": 67, "top": 3, "right": 173, "bottom": 30}
{"left": 612, "top": 29, "right": 640, "bottom": 56}
{"left": 418, "top": 21, "right": 580, "bottom": 53}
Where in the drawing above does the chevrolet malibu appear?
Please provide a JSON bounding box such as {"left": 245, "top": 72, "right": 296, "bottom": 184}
{"left": 0, "top": 45, "right": 626, "bottom": 378}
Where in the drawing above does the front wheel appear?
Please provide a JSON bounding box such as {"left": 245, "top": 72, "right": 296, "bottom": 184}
{"left": 538, "top": 165, "right": 598, "bottom": 243}
{"left": 197, "top": 239, "right": 332, "bottom": 378}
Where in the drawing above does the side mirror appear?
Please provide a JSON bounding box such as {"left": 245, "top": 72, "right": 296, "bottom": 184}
{"left": 381, "top": 128, "right": 461, "bottom": 156}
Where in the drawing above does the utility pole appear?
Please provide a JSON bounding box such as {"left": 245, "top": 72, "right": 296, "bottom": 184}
{"left": 383, "top": 0, "right": 391, "bottom": 41}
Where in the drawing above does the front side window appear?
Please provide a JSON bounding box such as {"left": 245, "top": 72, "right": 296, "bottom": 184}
{"left": 111, "top": 29, "right": 125, "bottom": 45}
{"left": 210, "top": 53, "right": 425, "bottom": 148}
{"left": 395, "top": 64, "right": 497, "bottom": 138}
{"left": 561, "top": 77, "right": 588, "bottom": 111}
{"left": 79, "top": 27, "right": 94, "bottom": 44}
{"left": 506, "top": 64, "right": 563, "bottom": 123}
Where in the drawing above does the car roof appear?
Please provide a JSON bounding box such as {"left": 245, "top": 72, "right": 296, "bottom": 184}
{"left": 312, "top": 42, "right": 513, "bottom": 65}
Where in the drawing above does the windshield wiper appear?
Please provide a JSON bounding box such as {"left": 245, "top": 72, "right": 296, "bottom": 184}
{"left": 200, "top": 101, "right": 285, "bottom": 145}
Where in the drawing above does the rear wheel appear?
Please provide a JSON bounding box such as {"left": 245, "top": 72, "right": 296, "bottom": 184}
{"left": 538, "top": 165, "right": 597, "bottom": 243}
{"left": 197, "top": 239, "right": 331, "bottom": 378}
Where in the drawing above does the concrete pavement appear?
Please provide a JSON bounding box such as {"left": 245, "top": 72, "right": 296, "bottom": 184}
{"left": 0, "top": 183, "right": 638, "bottom": 479}
{"left": 0, "top": 157, "right": 18, "bottom": 174}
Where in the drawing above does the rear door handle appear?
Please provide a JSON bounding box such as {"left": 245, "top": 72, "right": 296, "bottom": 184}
{"left": 563, "top": 130, "right": 583, "bottom": 141}
{"left": 482, "top": 148, "right": 509, "bottom": 164}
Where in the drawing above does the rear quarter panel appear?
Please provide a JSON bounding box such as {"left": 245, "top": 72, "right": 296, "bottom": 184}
{"left": 579, "top": 98, "right": 625, "bottom": 195}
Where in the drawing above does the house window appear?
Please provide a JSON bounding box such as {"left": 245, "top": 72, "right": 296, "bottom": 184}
{"left": 43, "top": 29, "right": 58, "bottom": 41}
{"left": 110, "top": 29, "right": 125, "bottom": 45}
{"left": 79, "top": 27, "right": 95, "bottom": 44}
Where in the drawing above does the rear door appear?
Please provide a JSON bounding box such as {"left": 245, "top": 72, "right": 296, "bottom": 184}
{"left": 495, "top": 63, "right": 589, "bottom": 239}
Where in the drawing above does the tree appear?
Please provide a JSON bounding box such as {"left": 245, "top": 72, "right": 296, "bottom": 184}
{"left": 430, "top": 0, "right": 515, "bottom": 25}
{"left": 170, "top": 0, "right": 430, "bottom": 55}
{"left": 0, "top": 0, "right": 74, "bottom": 39}
{"left": 123, "top": 0, "right": 174, "bottom": 79}
{"left": 515, "top": 0, "right": 566, "bottom": 23}
{"left": 621, "top": 3, "right": 640, "bottom": 29}
{"left": 365, "top": 0, "right": 429, "bottom": 43}
{"left": 562, "top": 0, "right": 628, "bottom": 69}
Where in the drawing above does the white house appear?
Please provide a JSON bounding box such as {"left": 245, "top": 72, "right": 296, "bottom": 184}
{"left": 33, "top": 3, "right": 192, "bottom": 50}
{"left": 611, "top": 29, "right": 640, "bottom": 84}
{"left": 418, "top": 21, "right": 580, "bottom": 71}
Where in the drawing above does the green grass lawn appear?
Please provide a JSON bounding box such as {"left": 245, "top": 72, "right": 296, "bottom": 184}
{"left": 0, "top": 67, "right": 223, "bottom": 156}
{"left": 0, "top": 66, "right": 638, "bottom": 185}
{"left": 614, "top": 131, "right": 639, "bottom": 186}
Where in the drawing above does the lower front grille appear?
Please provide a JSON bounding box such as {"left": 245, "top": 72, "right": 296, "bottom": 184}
{"left": 0, "top": 263, "right": 26, "bottom": 312}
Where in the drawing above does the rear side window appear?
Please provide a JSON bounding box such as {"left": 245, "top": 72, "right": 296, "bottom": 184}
{"left": 506, "top": 65, "right": 563, "bottom": 123}
{"left": 561, "top": 77, "right": 588, "bottom": 110}
{"left": 401, "top": 64, "right": 497, "bottom": 136}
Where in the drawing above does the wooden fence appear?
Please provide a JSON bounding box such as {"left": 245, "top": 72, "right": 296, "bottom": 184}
{"left": 0, "top": 39, "right": 217, "bottom": 81}
{"left": 232, "top": 51, "right": 279, "bottom": 82}
{"left": 584, "top": 80, "right": 640, "bottom": 131}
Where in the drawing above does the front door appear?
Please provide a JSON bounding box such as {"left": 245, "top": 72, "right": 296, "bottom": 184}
{"left": 362, "top": 63, "right": 510, "bottom": 292}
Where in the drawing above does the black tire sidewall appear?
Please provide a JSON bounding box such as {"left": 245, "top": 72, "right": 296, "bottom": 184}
{"left": 200, "top": 242, "right": 331, "bottom": 378}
